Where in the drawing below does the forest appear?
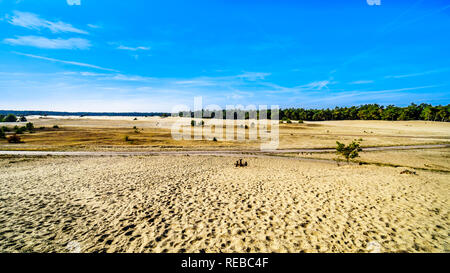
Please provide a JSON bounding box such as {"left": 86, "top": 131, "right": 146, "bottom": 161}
{"left": 185, "top": 103, "right": 450, "bottom": 122}
{"left": 1, "top": 103, "right": 449, "bottom": 122}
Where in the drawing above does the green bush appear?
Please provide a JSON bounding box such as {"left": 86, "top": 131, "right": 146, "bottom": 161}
{"left": 53, "top": 125, "right": 59, "bottom": 129}
{"left": 0, "top": 129, "right": 5, "bottom": 139}
{"left": 3, "top": 114, "right": 17, "bottom": 122}
{"left": 26, "top": 122, "right": 34, "bottom": 132}
{"left": 19, "top": 116, "right": 27, "bottom": 122}
{"left": 191, "top": 120, "right": 196, "bottom": 126}
{"left": 336, "top": 140, "right": 362, "bottom": 163}
{"left": 0, "top": 115, "right": 4, "bottom": 122}
{"left": 15, "top": 126, "right": 26, "bottom": 134}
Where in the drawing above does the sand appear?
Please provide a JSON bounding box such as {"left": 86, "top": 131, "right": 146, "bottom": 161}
{"left": 0, "top": 155, "right": 448, "bottom": 253}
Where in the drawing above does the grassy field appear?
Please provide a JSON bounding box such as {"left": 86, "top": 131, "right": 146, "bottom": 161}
{"left": 1, "top": 116, "right": 449, "bottom": 151}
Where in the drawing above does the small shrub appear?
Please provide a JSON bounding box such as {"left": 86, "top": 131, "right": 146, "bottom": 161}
{"left": 133, "top": 118, "right": 138, "bottom": 120}
{"left": 0, "top": 129, "right": 5, "bottom": 139}
{"left": 191, "top": 120, "right": 196, "bottom": 126}
{"left": 336, "top": 140, "right": 362, "bottom": 163}
{"left": 298, "top": 120, "right": 304, "bottom": 123}
{"left": 7, "top": 134, "right": 21, "bottom": 143}
{"left": 26, "top": 122, "right": 34, "bottom": 132}
{"left": 124, "top": 135, "right": 130, "bottom": 142}
{"left": 53, "top": 125, "right": 59, "bottom": 129}
{"left": 15, "top": 126, "right": 26, "bottom": 134}
{"left": 213, "top": 137, "right": 217, "bottom": 142}
{"left": 19, "top": 116, "right": 27, "bottom": 122}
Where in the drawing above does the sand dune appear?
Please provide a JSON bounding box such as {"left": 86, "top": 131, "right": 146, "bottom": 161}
{"left": 0, "top": 155, "right": 448, "bottom": 253}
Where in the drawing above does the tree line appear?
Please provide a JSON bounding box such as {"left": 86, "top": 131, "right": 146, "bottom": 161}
{"left": 180, "top": 103, "right": 449, "bottom": 122}
{"left": 2, "top": 103, "right": 449, "bottom": 122}
{"left": 278, "top": 103, "right": 449, "bottom": 122}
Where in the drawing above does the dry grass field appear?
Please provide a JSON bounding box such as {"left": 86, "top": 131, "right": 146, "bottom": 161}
{"left": 1, "top": 116, "right": 449, "bottom": 151}
{"left": 0, "top": 117, "right": 449, "bottom": 253}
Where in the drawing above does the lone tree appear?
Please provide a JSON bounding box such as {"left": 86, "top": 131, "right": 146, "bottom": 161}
{"left": 3, "top": 114, "right": 17, "bottom": 122}
{"left": 336, "top": 140, "right": 362, "bottom": 163}
{"left": 26, "top": 122, "right": 34, "bottom": 132}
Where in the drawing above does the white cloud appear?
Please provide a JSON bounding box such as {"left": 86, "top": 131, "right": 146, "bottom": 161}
{"left": 87, "top": 24, "right": 101, "bottom": 29}
{"left": 67, "top": 0, "right": 81, "bottom": 6}
{"left": 349, "top": 80, "right": 374, "bottom": 84}
{"left": 384, "top": 68, "right": 449, "bottom": 79}
{"left": 301, "top": 80, "right": 330, "bottom": 90}
{"left": 14, "top": 52, "right": 119, "bottom": 72}
{"left": 6, "top": 11, "right": 88, "bottom": 34}
{"left": 4, "top": 36, "right": 91, "bottom": 50}
{"left": 237, "top": 72, "right": 271, "bottom": 81}
{"left": 117, "top": 45, "right": 151, "bottom": 51}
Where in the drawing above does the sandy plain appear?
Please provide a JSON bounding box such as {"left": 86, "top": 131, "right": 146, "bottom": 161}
{"left": 0, "top": 117, "right": 449, "bottom": 253}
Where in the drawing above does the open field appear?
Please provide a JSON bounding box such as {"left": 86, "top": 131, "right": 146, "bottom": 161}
{"left": 0, "top": 155, "right": 448, "bottom": 253}
{"left": 1, "top": 117, "right": 449, "bottom": 151}
{"left": 0, "top": 118, "right": 449, "bottom": 253}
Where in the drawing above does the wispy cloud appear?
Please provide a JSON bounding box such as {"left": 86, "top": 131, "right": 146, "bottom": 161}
{"left": 289, "top": 84, "right": 445, "bottom": 106}
{"left": 349, "top": 80, "right": 374, "bottom": 84}
{"left": 385, "top": 68, "right": 449, "bottom": 79}
{"left": 6, "top": 11, "right": 88, "bottom": 34}
{"left": 87, "top": 24, "right": 101, "bottom": 29}
{"left": 174, "top": 79, "right": 216, "bottom": 86}
{"left": 300, "top": 80, "right": 330, "bottom": 90}
{"left": 117, "top": 45, "right": 151, "bottom": 51}
{"left": 261, "top": 80, "right": 333, "bottom": 94}
{"left": 237, "top": 72, "right": 271, "bottom": 81}
{"left": 14, "top": 52, "right": 119, "bottom": 72}
{"left": 4, "top": 36, "right": 91, "bottom": 50}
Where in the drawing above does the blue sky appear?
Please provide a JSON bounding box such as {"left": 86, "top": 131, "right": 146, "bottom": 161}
{"left": 0, "top": 0, "right": 449, "bottom": 112}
